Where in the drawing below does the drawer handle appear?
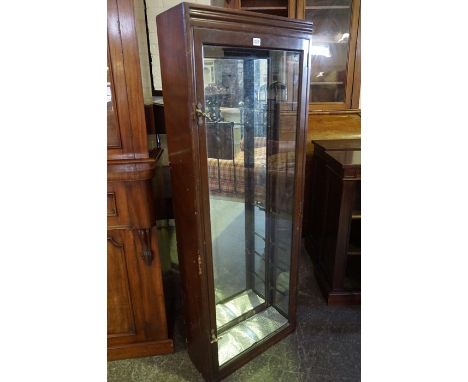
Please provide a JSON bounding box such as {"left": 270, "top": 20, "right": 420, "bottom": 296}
{"left": 135, "top": 228, "right": 153, "bottom": 266}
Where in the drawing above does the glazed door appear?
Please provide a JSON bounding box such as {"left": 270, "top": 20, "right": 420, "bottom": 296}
{"left": 297, "top": 0, "right": 360, "bottom": 109}
{"left": 193, "top": 28, "right": 309, "bottom": 370}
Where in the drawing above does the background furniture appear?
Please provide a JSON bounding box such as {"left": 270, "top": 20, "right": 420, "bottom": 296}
{"left": 157, "top": 4, "right": 312, "bottom": 380}
{"left": 218, "top": 0, "right": 361, "bottom": 233}
{"left": 223, "top": 0, "right": 297, "bottom": 17}
{"left": 107, "top": 0, "right": 173, "bottom": 360}
{"left": 306, "top": 139, "right": 360, "bottom": 304}
{"left": 222, "top": 0, "right": 360, "bottom": 108}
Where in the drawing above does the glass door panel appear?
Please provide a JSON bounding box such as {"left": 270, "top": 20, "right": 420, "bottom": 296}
{"left": 202, "top": 45, "right": 300, "bottom": 366}
{"left": 305, "top": 0, "right": 352, "bottom": 102}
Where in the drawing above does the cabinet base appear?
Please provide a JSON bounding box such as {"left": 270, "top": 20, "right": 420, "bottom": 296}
{"left": 314, "top": 266, "right": 361, "bottom": 306}
{"left": 326, "top": 290, "right": 361, "bottom": 305}
{"left": 108, "top": 339, "right": 174, "bottom": 361}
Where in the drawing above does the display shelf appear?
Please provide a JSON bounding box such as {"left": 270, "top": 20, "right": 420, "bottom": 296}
{"left": 305, "top": 0, "right": 351, "bottom": 5}
{"left": 217, "top": 307, "right": 288, "bottom": 366}
{"left": 311, "top": 81, "right": 344, "bottom": 85}
{"left": 305, "top": 5, "right": 350, "bottom": 9}
{"left": 243, "top": 6, "right": 287, "bottom": 10}
{"left": 239, "top": 0, "right": 289, "bottom": 16}
{"left": 311, "top": 39, "right": 349, "bottom": 44}
{"left": 351, "top": 210, "right": 361, "bottom": 219}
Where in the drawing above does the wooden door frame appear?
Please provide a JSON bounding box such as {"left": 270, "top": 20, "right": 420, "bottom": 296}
{"left": 191, "top": 24, "right": 311, "bottom": 379}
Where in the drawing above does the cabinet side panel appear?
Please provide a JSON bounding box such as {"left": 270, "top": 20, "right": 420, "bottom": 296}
{"left": 157, "top": 5, "right": 213, "bottom": 379}
{"left": 302, "top": 113, "right": 360, "bottom": 235}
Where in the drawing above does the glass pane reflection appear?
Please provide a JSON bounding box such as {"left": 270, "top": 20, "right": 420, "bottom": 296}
{"left": 202, "top": 45, "right": 300, "bottom": 366}
{"left": 305, "top": 0, "right": 352, "bottom": 102}
{"left": 107, "top": 49, "right": 121, "bottom": 148}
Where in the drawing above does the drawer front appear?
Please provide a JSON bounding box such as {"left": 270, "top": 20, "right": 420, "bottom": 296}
{"left": 107, "top": 182, "right": 130, "bottom": 228}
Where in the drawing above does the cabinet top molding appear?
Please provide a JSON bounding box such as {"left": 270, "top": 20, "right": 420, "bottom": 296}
{"left": 183, "top": 2, "right": 314, "bottom": 34}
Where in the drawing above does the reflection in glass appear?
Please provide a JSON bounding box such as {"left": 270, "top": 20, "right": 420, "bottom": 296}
{"left": 305, "top": 0, "right": 352, "bottom": 102}
{"left": 107, "top": 50, "right": 121, "bottom": 148}
{"left": 202, "top": 46, "right": 300, "bottom": 366}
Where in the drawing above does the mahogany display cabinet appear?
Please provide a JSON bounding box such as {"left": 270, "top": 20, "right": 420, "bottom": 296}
{"left": 157, "top": 3, "right": 312, "bottom": 380}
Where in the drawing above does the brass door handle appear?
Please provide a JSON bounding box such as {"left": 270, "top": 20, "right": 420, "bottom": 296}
{"left": 195, "top": 103, "right": 213, "bottom": 124}
{"left": 195, "top": 107, "right": 209, "bottom": 118}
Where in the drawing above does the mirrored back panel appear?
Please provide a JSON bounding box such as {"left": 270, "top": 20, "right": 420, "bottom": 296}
{"left": 202, "top": 45, "right": 300, "bottom": 366}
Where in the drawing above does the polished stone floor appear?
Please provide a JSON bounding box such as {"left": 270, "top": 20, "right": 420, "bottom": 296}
{"left": 107, "top": 245, "right": 361, "bottom": 381}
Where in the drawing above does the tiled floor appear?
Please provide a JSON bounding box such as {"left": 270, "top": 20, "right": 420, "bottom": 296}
{"left": 107, "top": 245, "right": 361, "bottom": 381}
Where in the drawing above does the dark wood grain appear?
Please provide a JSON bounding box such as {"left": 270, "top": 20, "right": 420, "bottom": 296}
{"left": 144, "top": 104, "right": 156, "bottom": 135}
{"left": 305, "top": 140, "right": 361, "bottom": 305}
{"left": 107, "top": 0, "right": 134, "bottom": 159}
{"left": 107, "top": 46, "right": 122, "bottom": 148}
{"left": 108, "top": 339, "right": 174, "bottom": 361}
{"left": 157, "top": 4, "right": 214, "bottom": 377}
{"left": 302, "top": 113, "right": 360, "bottom": 236}
{"left": 107, "top": 231, "right": 136, "bottom": 337}
{"left": 351, "top": 10, "right": 361, "bottom": 109}
{"left": 312, "top": 139, "right": 361, "bottom": 152}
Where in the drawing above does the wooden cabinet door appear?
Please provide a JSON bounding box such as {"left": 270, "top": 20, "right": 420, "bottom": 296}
{"left": 107, "top": 230, "right": 140, "bottom": 343}
{"left": 107, "top": 228, "right": 170, "bottom": 349}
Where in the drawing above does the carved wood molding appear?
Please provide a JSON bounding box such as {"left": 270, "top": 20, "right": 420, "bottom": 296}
{"left": 188, "top": 3, "right": 313, "bottom": 34}
{"left": 107, "top": 234, "right": 124, "bottom": 248}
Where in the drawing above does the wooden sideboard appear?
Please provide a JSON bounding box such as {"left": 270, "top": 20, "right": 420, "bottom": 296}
{"left": 305, "top": 140, "right": 361, "bottom": 304}
{"left": 107, "top": 0, "right": 173, "bottom": 360}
